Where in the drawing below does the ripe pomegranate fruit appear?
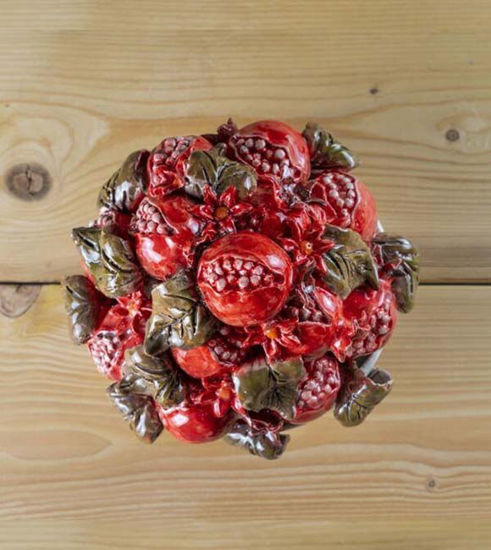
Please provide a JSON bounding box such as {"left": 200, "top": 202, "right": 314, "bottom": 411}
{"left": 147, "top": 135, "right": 212, "bottom": 196}
{"left": 157, "top": 382, "right": 235, "bottom": 443}
{"left": 171, "top": 325, "right": 246, "bottom": 378}
{"left": 197, "top": 231, "right": 293, "bottom": 327}
{"left": 291, "top": 355, "right": 341, "bottom": 424}
{"left": 344, "top": 280, "right": 398, "bottom": 358}
{"left": 228, "top": 120, "right": 310, "bottom": 183}
{"left": 131, "top": 195, "right": 200, "bottom": 280}
{"left": 305, "top": 170, "right": 377, "bottom": 241}
{"left": 87, "top": 293, "right": 151, "bottom": 381}
{"left": 67, "top": 119, "right": 419, "bottom": 459}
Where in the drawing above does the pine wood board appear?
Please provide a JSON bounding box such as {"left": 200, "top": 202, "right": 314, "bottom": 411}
{"left": 0, "top": 1, "right": 490, "bottom": 283}
{"left": 1, "top": 1, "right": 491, "bottom": 548}
{"left": 0, "top": 285, "right": 490, "bottom": 549}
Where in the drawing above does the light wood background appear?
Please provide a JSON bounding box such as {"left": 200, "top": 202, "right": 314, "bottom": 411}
{"left": 0, "top": 1, "right": 490, "bottom": 548}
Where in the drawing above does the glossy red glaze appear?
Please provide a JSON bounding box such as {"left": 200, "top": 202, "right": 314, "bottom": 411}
{"left": 247, "top": 181, "right": 287, "bottom": 239}
{"left": 172, "top": 327, "right": 245, "bottom": 378}
{"left": 158, "top": 401, "right": 235, "bottom": 443}
{"left": 147, "top": 135, "right": 212, "bottom": 196}
{"left": 344, "top": 279, "right": 398, "bottom": 358}
{"left": 229, "top": 120, "right": 310, "bottom": 183}
{"left": 87, "top": 294, "right": 150, "bottom": 381}
{"left": 197, "top": 231, "right": 293, "bottom": 326}
{"left": 172, "top": 346, "right": 224, "bottom": 378}
{"left": 68, "top": 119, "right": 418, "bottom": 457}
{"left": 132, "top": 195, "right": 200, "bottom": 280}
{"left": 306, "top": 170, "right": 378, "bottom": 241}
{"left": 291, "top": 355, "right": 341, "bottom": 424}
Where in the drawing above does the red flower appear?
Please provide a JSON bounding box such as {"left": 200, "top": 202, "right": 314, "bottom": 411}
{"left": 244, "top": 318, "right": 304, "bottom": 362}
{"left": 191, "top": 185, "right": 254, "bottom": 244}
{"left": 278, "top": 203, "right": 334, "bottom": 274}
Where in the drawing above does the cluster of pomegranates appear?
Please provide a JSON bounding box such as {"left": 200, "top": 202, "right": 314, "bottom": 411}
{"left": 64, "top": 119, "right": 419, "bottom": 459}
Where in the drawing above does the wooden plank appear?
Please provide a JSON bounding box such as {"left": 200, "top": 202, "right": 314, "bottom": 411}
{"left": 0, "top": 285, "right": 490, "bottom": 549}
{"left": 0, "top": 1, "right": 490, "bottom": 283}
{"left": 0, "top": 519, "right": 490, "bottom": 550}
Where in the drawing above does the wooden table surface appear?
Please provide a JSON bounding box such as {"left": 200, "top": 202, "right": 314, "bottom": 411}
{"left": 1, "top": 1, "right": 490, "bottom": 548}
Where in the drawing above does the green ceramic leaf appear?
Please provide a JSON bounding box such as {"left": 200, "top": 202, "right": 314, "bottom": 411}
{"left": 321, "top": 225, "right": 379, "bottom": 298}
{"left": 184, "top": 145, "right": 257, "bottom": 199}
{"left": 224, "top": 421, "right": 290, "bottom": 460}
{"left": 123, "top": 345, "right": 185, "bottom": 408}
{"left": 71, "top": 227, "right": 143, "bottom": 298}
{"left": 98, "top": 150, "right": 149, "bottom": 212}
{"left": 233, "top": 357, "right": 305, "bottom": 420}
{"left": 334, "top": 363, "right": 392, "bottom": 427}
{"left": 144, "top": 272, "right": 216, "bottom": 356}
{"left": 302, "top": 121, "right": 358, "bottom": 171}
{"left": 372, "top": 233, "right": 420, "bottom": 313}
{"left": 63, "top": 275, "right": 100, "bottom": 344}
{"left": 107, "top": 377, "right": 163, "bottom": 443}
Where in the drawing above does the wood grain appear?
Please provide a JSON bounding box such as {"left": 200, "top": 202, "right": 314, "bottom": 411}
{"left": 0, "top": 285, "right": 490, "bottom": 549}
{"left": 1, "top": 2, "right": 490, "bottom": 548}
{"left": 0, "top": 1, "right": 490, "bottom": 283}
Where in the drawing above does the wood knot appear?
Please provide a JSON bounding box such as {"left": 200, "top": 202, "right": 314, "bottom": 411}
{"left": 5, "top": 163, "right": 51, "bottom": 201}
{"left": 426, "top": 477, "right": 437, "bottom": 491}
{"left": 0, "top": 284, "right": 41, "bottom": 318}
{"left": 445, "top": 129, "right": 460, "bottom": 142}
{"left": 369, "top": 86, "right": 379, "bottom": 95}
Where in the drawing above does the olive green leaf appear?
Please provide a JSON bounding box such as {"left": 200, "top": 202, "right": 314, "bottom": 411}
{"left": 144, "top": 271, "right": 216, "bottom": 356}
{"left": 302, "top": 121, "right": 358, "bottom": 171}
{"left": 321, "top": 225, "right": 379, "bottom": 298}
{"left": 224, "top": 421, "right": 290, "bottom": 460}
{"left": 334, "top": 363, "right": 393, "bottom": 427}
{"left": 184, "top": 145, "right": 257, "bottom": 199}
{"left": 98, "top": 150, "right": 149, "bottom": 212}
{"left": 63, "top": 275, "right": 101, "bottom": 344}
{"left": 372, "top": 233, "right": 420, "bottom": 313}
{"left": 233, "top": 357, "right": 306, "bottom": 420}
{"left": 71, "top": 227, "right": 143, "bottom": 298}
{"left": 107, "top": 377, "right": 163, "bottom": 443}
{"left": 123, "top": 345, "right": 185, "bottom": 408}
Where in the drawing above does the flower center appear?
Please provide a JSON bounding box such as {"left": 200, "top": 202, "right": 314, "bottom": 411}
{"left": 264, "top": 326, "right": 279, "bottom": 339}
{"left": 214, "top": 206, "right": 229, "bottom": 220}
{"left": 217, "top": 386, "right": 232, "bottom": 400}
{"left": 301, "top": 240, "right": 314, "bottom": 255}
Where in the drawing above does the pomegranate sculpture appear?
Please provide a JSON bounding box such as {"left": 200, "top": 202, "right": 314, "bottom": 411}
{"left": 64, "top": 120, "right": 419, "bottom": 459}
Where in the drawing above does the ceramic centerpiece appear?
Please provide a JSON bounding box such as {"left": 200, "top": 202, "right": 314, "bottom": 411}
{"left": 64, "top": 119, "right": 419, "bottom": 459}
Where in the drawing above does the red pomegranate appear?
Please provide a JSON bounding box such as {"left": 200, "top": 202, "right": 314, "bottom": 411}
{"left": 228, "top": 120, "right": 310, "bottom": 183}
{"left": 87, "top": 293, "right": 151, "bottom": 381}
{"left": 158, "top": 382, "right": 235, "bottom": 443}
{"left": 291, "top": 354, "right": 341, "bottom": 424}
{"left": 171, "top": 325, "right": 246, "bottom": 378}
{"left": 197, "top": 231, "right": 293, "bottom": 327}
{"left": 305, "top": 170, "right": 377, "bottom": 241}
{"left": 297, "top": 286, "right": 354, "bottom": 361}
{"left": 131, "top": 195, "right": 200, "bottom": 280}
{"left": 147, "top": 135, "right": 212, "bottom": 196}
{"left": 344, "top": 279, "right": 398, "bottom": 358}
